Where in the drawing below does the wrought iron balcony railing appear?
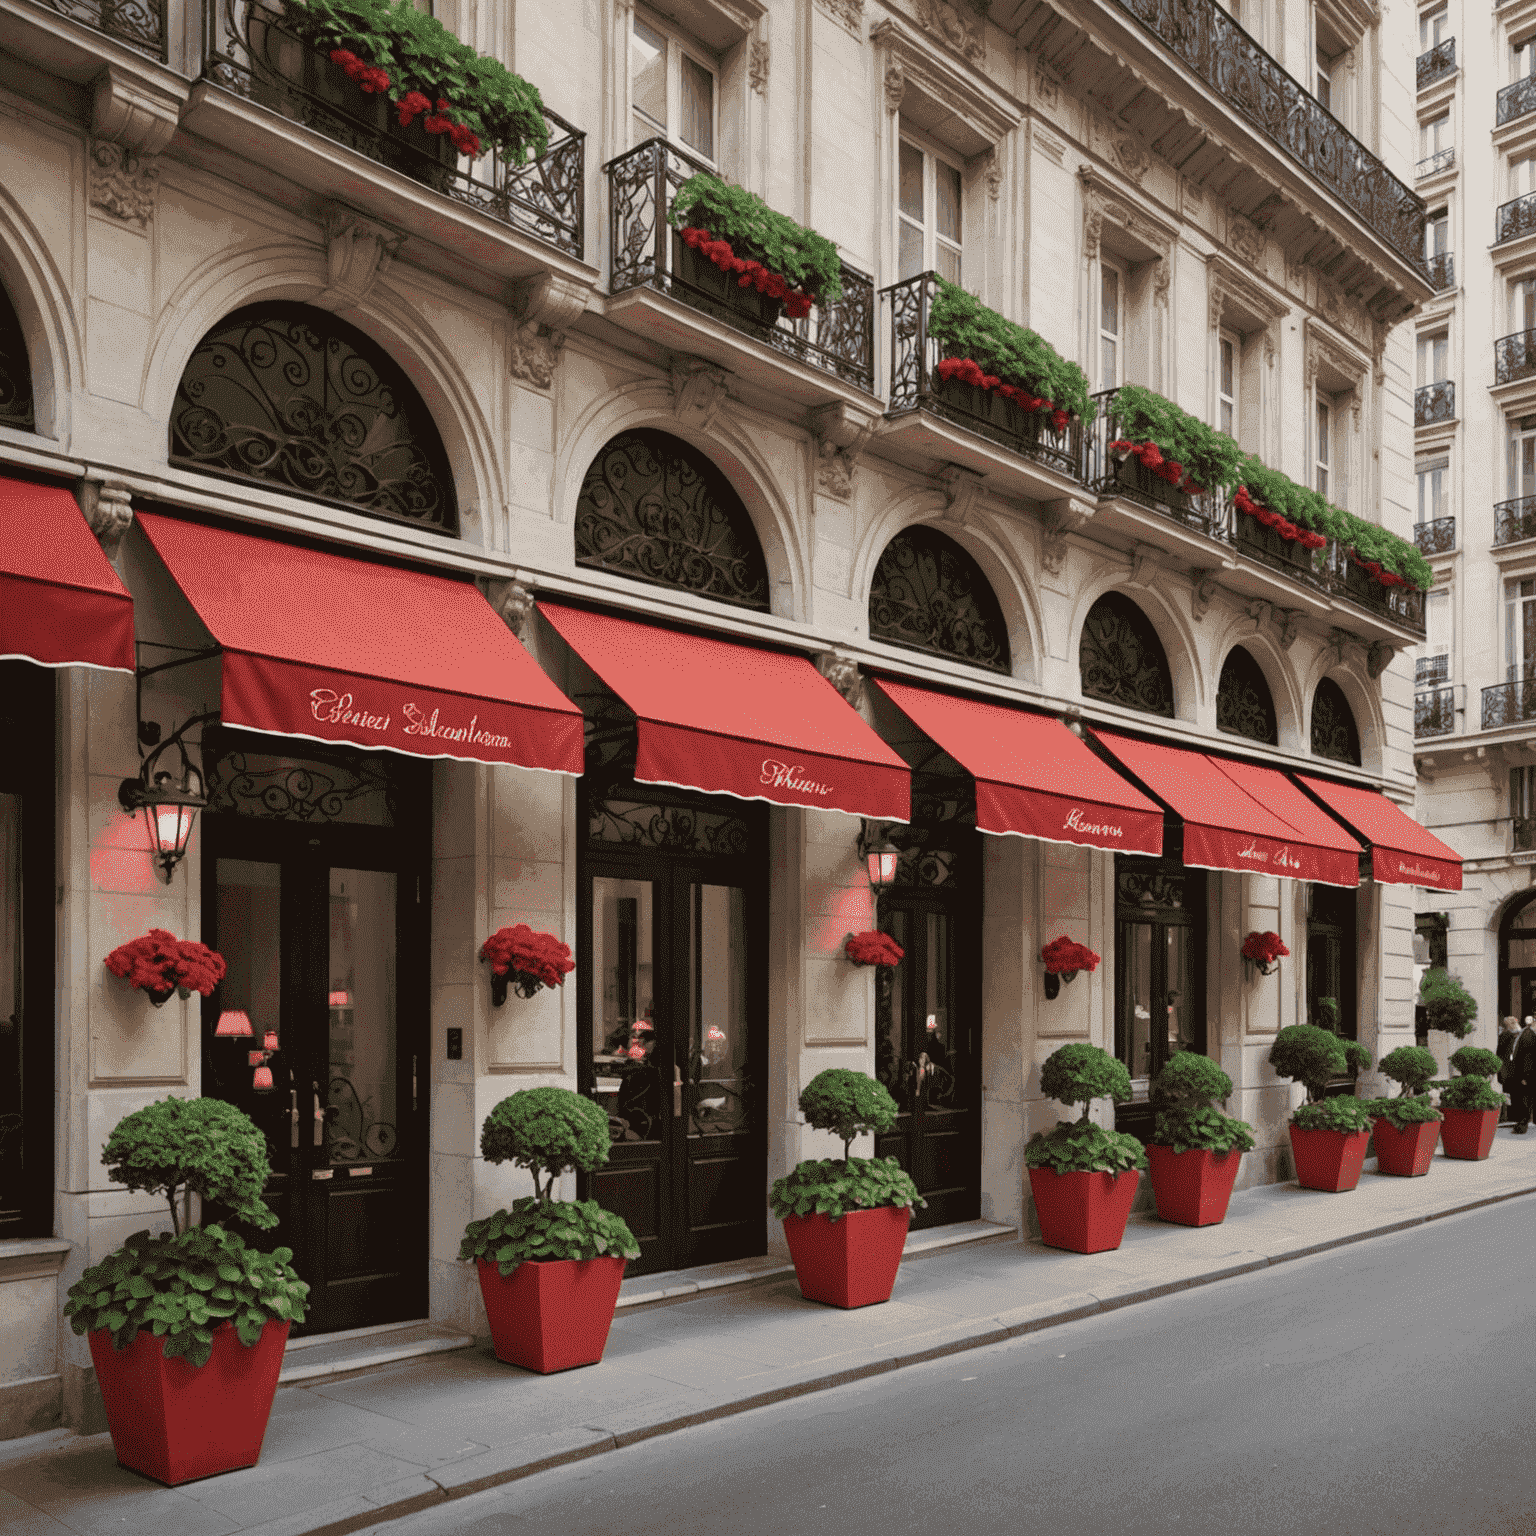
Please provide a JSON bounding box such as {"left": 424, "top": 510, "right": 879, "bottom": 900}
{"left": 1109, "top": 0, "right": 1426, "bottom": 274}
{"left": 1415, "top": 686, "right": 1456, "bottom": 739}
{"left": 1495, "top": 494, "right": 1536, "bottom": 545}
{"left": 1426, "top": 252, "right": 1454, "bottom": 291}
{"left": 1496, "top": 330, "right": 1536, "bottom": 385}
{"left": 1416, "top": 147, "right": 1455, "bottom": 179}
{"left": 882, "top": 273, "right": 1079, "bottom": 476}
{"left": 1415, "top": 380, "right": 1455, "bottom": 425}
{"left": 1499, "top": 74, "right": 1536, "bottom": 128}
{"left": 33, "top": 0, "right": 166, "bottom": 59}
{"left": 608, "top": 138, "right": 874, "bottom": 394}
{"left": 1414, "top": 515, "right": 1455, "bottom": 554}
{"left": 1417, "top": 38, "right": 1456, "bottom": 90}
{"left": 1515, "top": 816, "right": 1536, "bottom": 853}
{"left": 1483, "top": 678, "right": 1536, "bottom": 729}
{"left": 200, "top": 1, "right": 585, "bottom": 257}
{"left": 1496, "top": 190, "right": 1536, "bottom": 244}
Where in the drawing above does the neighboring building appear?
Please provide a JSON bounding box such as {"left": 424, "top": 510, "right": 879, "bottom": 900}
{"left": 0, "top": 0, "right": 1435, "bottom": 1439}
{"left": 1409, "top": 0, "right": 1536, "bottom": 1041}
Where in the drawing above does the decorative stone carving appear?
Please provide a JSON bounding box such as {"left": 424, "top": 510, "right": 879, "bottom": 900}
{"left": 939, "top": 464, "right": 985, "bottom": 527}
{"left": 88, "top": 142, "right": 159, "bottom": 229}
{"left": 1083, "top": 206, "right": 1103, "bottom": 263}
{"left": 749, "top": 38, "right": 770, "bottom": 94}
{"left": 483, "top": 577, "right": 535, "bottom": 640}
{"left": 1245, "top": 599, "right": 1273, "bottom": 631}
{"left": 1110, "top": 131, "right": 1151, "bottom": 184}
{"left": 509, "top": 325, "right": 563, "bottom": 390}
{"left": 816, "top": 441, "right": 857, "bottom": 499}
{"left": 1276, "top": 609, "right": 1303, "bottom": 650}
{"left": 79, "top": 478, "right": 133, "bottom": 559}
{"left": 815, "top": 650, "right": 865, "bottom": 709}
{"left": 1034, "top": 126, "right": 1066, "bottom": 164}
{"left": 1327, "top": 627, "right": 1355, "bottom": 665}
{"left": 1152, "top": 257, "right": 1170, "bottom": 308}
{"left": 811, "top": 401, "right": 873, "bottom": 501}
{"left": 815, "top": 0, "right": 864, "bottom": 37}
{"left": 91, "top": 68, "right": 179, "bottom": 156}
{"left": 914, "top": 0, "right": 984, "bottom": 62}
{"left": 1189, "top": 569, "right": 1218, "bottom": 622}
{"left": 671, "top": 359, "right": 730, "bottom": 431}
{"left": 1129, "top": 545, "right": 1159, "bottom": 589}
{"left": 1034, "top": 58, "right": 1061, "bottom": 109}
{"left": 1039, "top": 496, "right": 1092, "bottom": 576}
{"left": 985, "top": 148, "right": 1003, "bottom": 202}
{"left": 514, "top": 272, "right": 590, "bottom": 334}
{"left": 1226, "top": 209, "right": 1265, "bottom": 266}
{"left": 1368, "top": 640, "right": 1395, "bottom": 680}
{"left": 318, "top": 207, "right": 403, "bottom": 309}
{"left": 883, "top": 60, "right": 906, "bottom": 111}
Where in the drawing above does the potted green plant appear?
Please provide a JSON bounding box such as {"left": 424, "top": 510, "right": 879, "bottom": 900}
{"left": 1025, "top": 1043, "right": 1146, "bottom": 1253}
{"left": 1419, "top": 968, "right": 1478, "bottom": 1041}
{"left": 1104, "top": 384, "right": 1246, "bottom": 510}
{"left": 769, "top": 1069, "right": 924, "bottom": 1309}
{"left": 62, "top": 1098, "right": 307, "bottom": 1486}
{"left": 1145, "top": 1054, "right": 1255, "bottom": 1226}
{"left": 458, "top": 1087, "right": 639, "bottom": 1373}
{"left": 1438, "top": 1046, "right": 1507, "bottom": 1161}
{"left": 1366, "top": 1046, "right": 1443, "bottom": 1177}
{"left": 1268, "top": 1024, "right": 1375, "bottom": 1191}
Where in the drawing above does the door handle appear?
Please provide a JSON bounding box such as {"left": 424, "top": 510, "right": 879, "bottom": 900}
{"left": 673, "top": 1063, "right": 683, "bottom": 1118}
{"left": 313, "top": 1081, "right": 326, "bottom": 1146}
{"left": 290, "top": 1089, "right": 299, "bottom": 1149}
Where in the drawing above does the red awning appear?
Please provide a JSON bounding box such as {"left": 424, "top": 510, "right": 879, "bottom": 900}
{"left": 1091, "top": 732, "right": 1363, "bottom": 886}
{"left": 1296, "top": 775, "right": 1462, "bottom": 891}
{"left": 871, "top": 679, "right": 1162, "bottom": 854}
{"left": 537, "top": 602, "right": 910, "bottom": 819}
{"left": 1, "top": 479, "right": 134, "bottom": 671}
{"left": 136, "top": 514, "right": 584, "bottom": 773}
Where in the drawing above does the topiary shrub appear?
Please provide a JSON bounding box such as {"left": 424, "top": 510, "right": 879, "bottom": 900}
{"left": 1269, "top": 1024, "right": 1361, "bottom": 1105}
{"left": 1440, "top": 1074, "right": 1507, "bottom": 1113}
{"left": 1039, "top": 1042, "right": 1132, "bottom": 1123}
{"left": 1364, "top": 1094, "right": 1441, "bottom": 1131}
{"left": 1449, "top": 1046, "right": 1503, "bottom": 1080}
{"left": 1149, "top": 1053, "right": 1255, "bottom": 1154}
{"left": 1025, "top": 1043, "right": 1145, "bottom": 1174}
{"left": 798, "top": 1068, "right": 899, "bottom": 1161}
{"left": 1419, "top": 968, "right": 1478, "bottom": 1039}
{"left": 1378, "top": 1045, "right": 1438, "bottom": 1098}
{"left": 1291, "top": 1096, "right": 1376, "bottom": 1134}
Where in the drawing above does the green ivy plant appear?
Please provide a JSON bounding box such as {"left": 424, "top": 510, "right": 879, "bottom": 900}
{"left": 286, "top": 0, "right": 551, "bottom": 162}
{"left": 769, "top": 1069, "right": 923, "bottom": 1221}
{"left": 1106, "top": 385, "right": 1248, "bottom": 495}
{"left": 668, "top": 173, "right": 843, "bottom": 302}
{"left": 65, "top": 1226, "right": 308, "bottom": 1367}
{"left": 1378, "top": 1045, "right": 1439, "bottom": 1098}
{"left": 1364, "top": 1094, "right": 1442, "bottom": 1131}
{"left": 1269, "top": 1024, "right": 1373, "bottom": 1107}
{"left": 1439, "top": 1074, "right": 1507, "bottom": 1112}
{"left": 1025, "top": 1042, "right": 1145, "bottom": 1174}
{"left": 928, "top": 278, "right": 1092, "bottom": 424}
{"left": 1418, "top": 968, "right": 1478, "bottom": 1039}
{"left": 1149, "top": 1053, "right": 1256, "bottom": 1154}
{"left": 465, "top": 1087, "right": 638, "bottom": 1267}
{"left": 1290, "top": 1096, "right": 1376, "bottom": 1134}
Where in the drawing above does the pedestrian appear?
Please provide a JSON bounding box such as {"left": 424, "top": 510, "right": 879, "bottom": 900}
{"left": 1512, "top": 1016, "right": 1536, "bottom": 1134}
{"left": 1498, "top": 1016, "right": 1523, "bottom": 1124}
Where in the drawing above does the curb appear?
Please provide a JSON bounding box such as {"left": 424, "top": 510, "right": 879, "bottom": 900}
{"left": 234, "top": 1177, "right": 1531, "bottom": 1536}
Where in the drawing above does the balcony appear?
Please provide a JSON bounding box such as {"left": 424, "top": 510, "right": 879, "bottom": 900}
{"left": 1496, "top": 330, "right": 1536, "bottom": 386}
{"left": 604, "top": 139, "right": 874, "bottom": 401}
{"left": 26, "top": 0, "right": 165, "bottom": 58}
{"left": 1483, "top": 678, "right": 1536, "bottom": 729}
{"left": 1499, "top": 75, "right": 1536, "bottom": 129}
{"left": 1516, "top": 817, "right": 1536, "bottom": 853}
{"left": 1416, "top": 687, "right": 1456, "bottom": 739}
{"left": 1497, "top": 191, "right": 1536, "bottom": 245}
{"left": 1495, "top": 495, "right": 1536, "bottom": 545}
{"left": 192, "top": 1, "right": 585, "bottom": 261}
{"left": 1426, "top": 253, "right": 1454, "bottom": 291}
{"left": 1417, "top": 38, "right": 1456, "bottom": 90}
{"left": 1414, "top": 515, "right": 1456, "bottom": 555}
{"left": 1415, "top": 381, "right": 1455, "bottom": 426}
{"left": 1416, "top": 147, "right": 1455, "bottom": 180}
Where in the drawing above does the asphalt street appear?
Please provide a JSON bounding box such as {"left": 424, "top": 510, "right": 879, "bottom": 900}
{"left": 361, "top": 1197, "right": 1536, "bottom": 1536}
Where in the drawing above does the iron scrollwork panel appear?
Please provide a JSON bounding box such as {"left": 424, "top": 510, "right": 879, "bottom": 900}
{"left": 1495, "top": 497, "right": 1536, "bottom": 547}
{"left": 44, "top": 0, "right": 166, "bottom": 58}
{"left": 1215, "top": 648, "right": 1278, "bottom": 744}
{"left": 1483, "top": 680, "right": 1536, "bottom": 731}
{"left": 869, "top": 526, "right": 1010, "bottom": 673}
{"left": 1079, "top": 593, "right": 1176, "bottom": 717}
{"left": 1413, "top": 516, "right": 1455, "bottom": 556}
{"left": 1414, "top": 381, "right": 1455, "bottom": 425}
{"left": 206, "top": 745, "right": 397, "bottom": 825}
{"left": 587, "top": 798, "right": 752, "bottom": 857}
{"left": 1310, "top": 680, "right": 1361, "bottom": 765}
{"left": 1414, "top": 687, "right": 1455, "bottom": 739}
{"left": 1496, "top": 332, "right": 1536, "bottom": 387}
{"left": 1497, "top": 192, "right": 1536, "bottom": 246}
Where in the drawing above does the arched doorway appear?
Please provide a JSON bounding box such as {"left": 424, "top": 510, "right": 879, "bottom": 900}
{"left": 1500, "top": 890, "right": 1536, "bottom": 1018}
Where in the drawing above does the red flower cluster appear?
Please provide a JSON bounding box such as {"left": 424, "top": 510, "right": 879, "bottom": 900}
{"left": 1040, "top": 936, "right": 1101, "bottom": 975}
{"left": 395, "top": 91, "right": 481, "bottom": 156}
{"left": 329, "top": 48, "right": 390, "bottom": 95}
{"left": 1241, "top": 930, "right": 1290, "bottom": 965}
{"left": 479, "top": 924, "right": 575, "bottom": 991}
{"left": 1108, "top": 439, "right": 1204, "bottom": 494}
{"left": 845, "top": 930, "right": 905, "bottom": 968}
{"left": 1351, "top": 554, "right": 1411, "bottom": 589}
{"left": 936, "top": 356, "right": 1071, "bottom": 434}
{"left": 1233, "top": 486, "right": 1327, "bottom": 551}
{"left": 104, "top": 930, "right": 227, "bottom": 1001}
{"left": 677, "top": 227, "right": 817, "bottom": 319}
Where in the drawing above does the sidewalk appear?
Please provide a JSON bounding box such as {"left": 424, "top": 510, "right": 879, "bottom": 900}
{"left": 5, "top": 1128, "right": 1535, "bottom": 1536}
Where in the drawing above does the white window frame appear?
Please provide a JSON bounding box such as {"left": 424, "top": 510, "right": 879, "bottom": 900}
{"left": 1315, "top": 51, "right": 1333, "bottom": 111}
{"left": 1512, "top": 275, "right": 1536, "bottom": 334}
{"left": 895, "top": 130, "right": 964, "bottom": 286}
{"left": 1511, "top": 153, "right": 1536, "bottom": 199}
{"left": 1217, "top": 328, "right": 1239, "bottom": 437}
{"left": 1514, "top": 34, "right": 1536, "bottom": 83}
{"left": 1425, "top": 206, "right": 1448, "bottom": 259}
{"left": 1419, "top": 111, "right": 1451, "bottom": 162}
{"left": 1098, "top": 254, "right": 1127, "bottom": 393}
{"left": 1507, "top": 416, "right": 1536, "bottom": 501}
{"left": 1416, "top": 456, "right": 1450, "bottom": 526}
{"left": 1507, "top": 577, "right": 1536, "bottom": 681}
{"left": 1315, "top": 395, "right": 1332, "bottom": 499}
{"left": 630, "top": 9, "right": 719, "bottom": 164}
{"left": 1418, "top": 588, "right": 1451, "bottom": 688}
{"left": 1419, "top": 6, "right": 1447, "bottom": 51}
{"left": 1416, "top": 329, "right": 1449, "bottom": 387}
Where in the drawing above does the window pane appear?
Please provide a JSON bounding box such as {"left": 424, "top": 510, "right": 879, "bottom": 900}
{"left": 1220, "top": 338, "right": 1234, "bottom": 397}
{"left": 631, "top": 17, "right": 667, "bottom": 130}
{"left": 1125, "top": 923, "right": 1154, "bottom": 1083}
{"left": 592, "top": 877, "right": 663, "bottom": 1145}
{"left": 899, "top": 141, "right": 924, "bottom": 222}
{"left": 935, "top": 162, "right": 962, "bottom": 243}
{"left": 898, "top": 219, "right": 925, "bottom": 282}
{"left": 876, "top": 909, "right": 910, "bottom": 1106}
{"left": 680, "top": 53, "right": 714, "bottom": 159}
{"left": 1101, "top": 336, "right": 1118, "bottom": 391}
{"left": 1317, "top": 401, "right": 1330, "bottom": 465}
{"left": 1101, "top": 266, "right": 1120, "bottom": 336}
{"left": 0, "top": 795, "right": 21, "bottom": 1227}
{"left": 1220, "top": 400, "right": 1233, "bottom": 435}
{"left": 936, "top": 241, "right": 962, "bottom": 285}
{"left": 326, "top": 869, "right": 398, "bottom": 1165}
{"left": 689, "top": 884, "right": 748, "bottom": 1137}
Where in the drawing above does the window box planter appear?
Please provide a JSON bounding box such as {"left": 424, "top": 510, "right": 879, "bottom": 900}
{"left": 672, "top": 230, "right": 785, "bottom": 329}
{"left": 1287, "top": 1125, "right": 1369, "bottom": 1191}
{"left": 475, "top": 1256, "right": 626, "bottom": 1373}
{"left": 1145, "top": 1144, "right": 1242, "bottom": 1226}
{"left": 782, "top": 1205, "right": 911, "bottom": 1309}
{"left": 1027, "top": 1166, "right": 1140, "bottom": 1253}
{"left": 1235, "top": 509, "right": 1317, "bottom": 577}
{"left": 1440, "top": 1105, "right": 1499, "bottom": 1160}
{"left": 1370, "top": 1117, "right": 1440, "bottom": 1177}
{"left": 89, "top": 1320, "right": 289, "bottom": 1486}
{"left": 1110, "top": 447, "right": 1193, "bottom": 515}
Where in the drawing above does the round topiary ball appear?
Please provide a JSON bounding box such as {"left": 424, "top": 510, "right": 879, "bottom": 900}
{"left": 1268, "top": 1024, "right": 1349, "bottom": 1102}
{"left": 1039, "top": 1043, "right": 1131, "bottom": 1121}
{"left": 1419, "top": 968, "right": 1478, "bottom": 1039}
{"left": 798, "top": 1068, "right": 898, "bottom": 1160}
{"left": 1378, "top": 1045, "right": 1437, "bottom": 1097}
{"left": 480, "top": 1087, "right": 611, "bottom": 1199}
{"left": 1151, "top": 1052, "right": 1233, "bottom": 1111}
{"left": 1449, "top": 1046, "right": 1504, "bottom": 1080}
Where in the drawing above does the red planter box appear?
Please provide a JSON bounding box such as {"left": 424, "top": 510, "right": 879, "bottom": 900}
{"left": 783, "top": 1205, "right": 911, "bottom": 1308}
{"left": 1370, "top": 1117, "right": 1440, "bottom": 1177}
{"left": 1146, "top": 1144, "right": 1242, "bottom": 1226}
{"left": 476, "top": 1255, "right": 626, "bottom": 1373}
{"left": 89, "top": 1319, "right": 289, "bottom": 1486}
{"left": 1027, "top": 1166, "right": 1141, "bottom": 1253}
{"left": 1441, "top": 1106, "right": 1499, "bottom": 1161}
{"left": 1288, "top": 1124, "right": 1370, "bottom": 1192}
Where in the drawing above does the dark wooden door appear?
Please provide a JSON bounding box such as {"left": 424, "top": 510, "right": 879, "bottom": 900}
{"left": 201, "top": 748, "right": 429, "bottom": 1335}
{"left": 578, "top": 793, "right": 766, "bottom": 1277}
{"left": 874, "top": 889, "right": 981, "bottom": 1230}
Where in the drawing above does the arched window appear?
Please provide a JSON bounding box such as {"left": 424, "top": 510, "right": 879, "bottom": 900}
{"left": 574, "top": 430, "right": 769, "bottom": 609}
{"left": 869, "top": 526, "right": 1010, "bottom": 673}
{"left": 1216, "top": 646, "right": 1278, "bottom": 744}
{"left": 1079, "top": 592, "right": 1174, "bottom": 716}
{"left": 170, "top": 303, "right": 457, "bottom": 533}
{"left": 1311, "top": 678, "right": 1361, "bottom": 765}
{"left": 0, "top": 282, "right": 34, "bottom": 432}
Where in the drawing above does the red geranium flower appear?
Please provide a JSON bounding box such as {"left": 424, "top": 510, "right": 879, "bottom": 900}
{"left": 938, "top": 355, "right": 1071, "bottom": 429}
{"left": 1040, "top": 935, "right": 1101, "bottom": 975}
{"left": 479, "top": 924, "right": 575, "bottom": 998}
{"left": 105, "top": 930, "right": 227, "bottom": 1005}
{"left": 845, "top": 930, "right": 905, "bottom": 968}
{"left": 1242, "top": 930, "right": 1289, "bottom": 966}
{"left": 678, "top": 227, "right": 820, "bottom": 317}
